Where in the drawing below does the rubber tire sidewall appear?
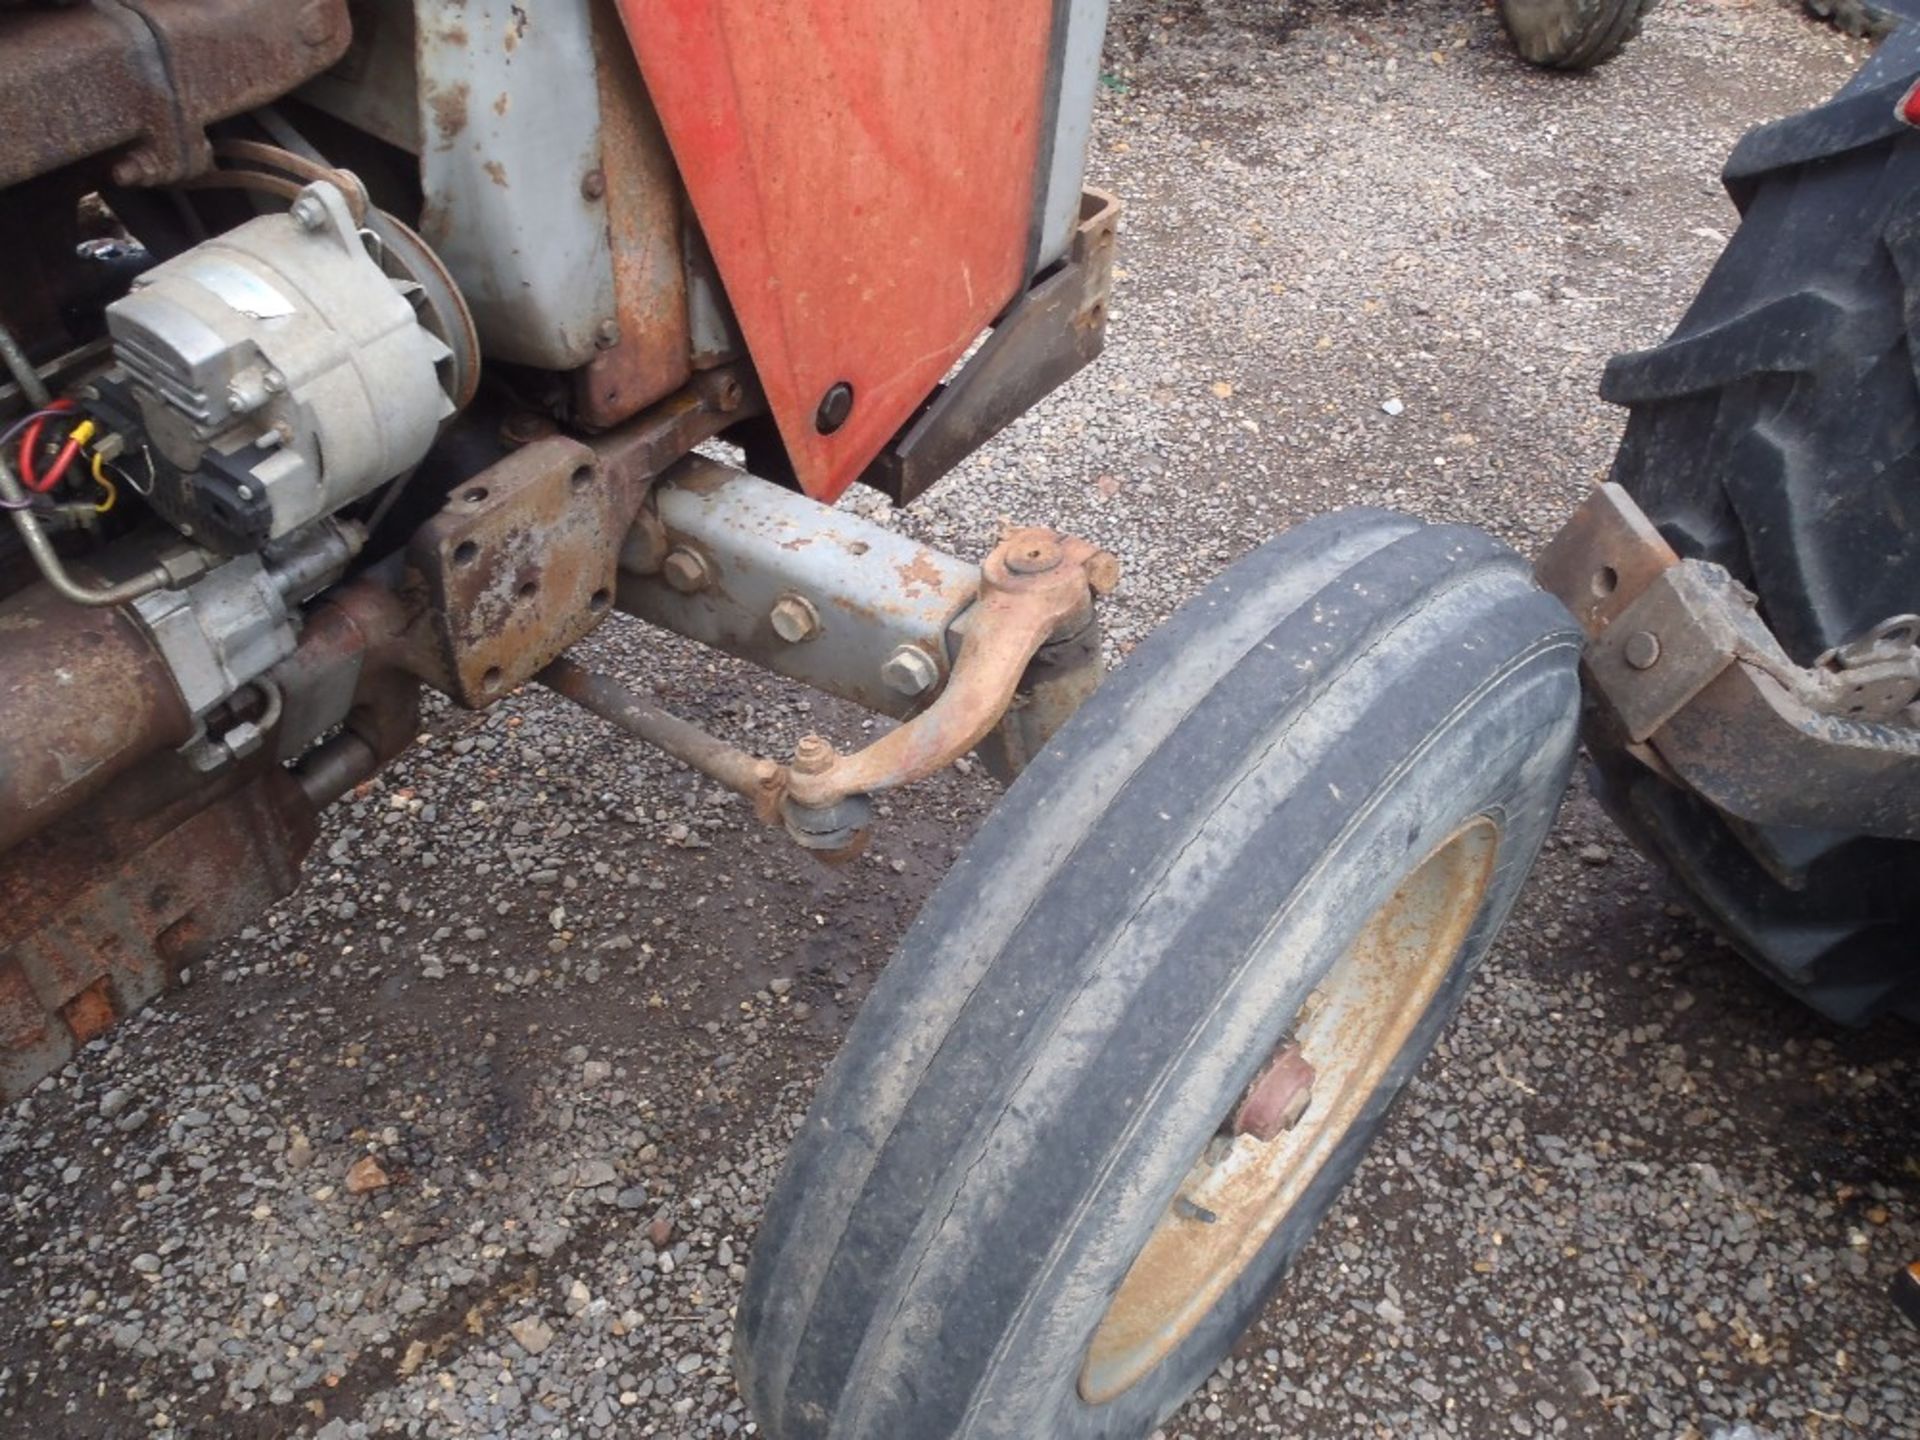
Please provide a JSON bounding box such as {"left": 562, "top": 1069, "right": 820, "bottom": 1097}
{"left": 942, "top": 642, "right": 1576, "bottom": 1438}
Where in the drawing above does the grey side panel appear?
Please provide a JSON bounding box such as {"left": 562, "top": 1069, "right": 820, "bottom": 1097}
{"left": 413, "top": 0, "right": 616, "bottom": 370}
{"left": 1035, "top": 0, "right": 1109, "bottom": 273}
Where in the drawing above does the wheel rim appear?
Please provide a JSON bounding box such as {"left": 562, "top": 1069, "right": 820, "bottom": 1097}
{"left": 1078, "top": 818, "right": 1500, "bottom": 1405}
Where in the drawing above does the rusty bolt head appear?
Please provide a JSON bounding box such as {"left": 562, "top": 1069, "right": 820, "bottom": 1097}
{"left": 1004, "top": 530, "right": 1064, "bottom": 576}
{"left": 1232, "top": 1043, "right": 1315, "bottom": 1142}
{"left": 661, "top": 547, "right": 710, "bottom": 594}
{"left": 792, "top": 733, "right": 837, "bottom": 776}
{"left": 880, "top": 645, "right": 941, "bottom": 698}
{"left": 1624, "top": 630, "right": 1662, "bottom": 670}
{"left": 1085, "top": 550, "right": 1122, "bottom": 596}
{"left": 580, "top": 169, "right": 608, "bottom": 200}
{"left": 770, "top": 594, "right": 821, "bottom": 644}
{"left": 500, "top": 410, "right": 558, "bottom": 448}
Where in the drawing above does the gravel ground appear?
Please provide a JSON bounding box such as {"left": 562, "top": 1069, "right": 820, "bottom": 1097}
{"left": 3, "top": 2, "right": 1915, "bottom": 1437}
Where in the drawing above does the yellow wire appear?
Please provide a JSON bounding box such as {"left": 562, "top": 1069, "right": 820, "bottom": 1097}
{"left": 89, "top": 451, "right": 117, "bottom": 513}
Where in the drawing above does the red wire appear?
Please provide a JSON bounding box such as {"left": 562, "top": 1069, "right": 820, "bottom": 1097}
{"left": 18, "top": 398, "right": 76, "bottom": 492}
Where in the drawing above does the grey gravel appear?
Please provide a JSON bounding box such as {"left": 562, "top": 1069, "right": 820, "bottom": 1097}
{"left": 2, "top": 3, "right": 1913, "bottom": 1439}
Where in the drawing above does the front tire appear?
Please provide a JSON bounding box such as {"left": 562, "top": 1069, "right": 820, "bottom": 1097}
{"left": 735, "top": 512, "right": 1580, "bottom": 1439}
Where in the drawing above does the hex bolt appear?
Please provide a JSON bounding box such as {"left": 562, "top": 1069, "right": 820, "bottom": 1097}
{"left": 580, "top": 169, "right": 608, "bottom": 200}
{"left": 770, "top": 594, "right": 821, "bottom": 644}
{"left": 288, "top": 194, "right": 327, "bottom": 232}
{"left": 594, "top": 319, "right": 621, "bottom": 350}
{"left": 814, "top": 381, "right": 855, "bottom": 435}
{"left": 661, "top": 547, "right": 710, "bottom": 594}
{"left": 880, "top": 644, "right": 941, "bottom": 697}
{"left": 1624, "top": 630, "right": 1662, "bottom": 670}
{"left": 792, "top": 733, "right": 837, "bottom": 776}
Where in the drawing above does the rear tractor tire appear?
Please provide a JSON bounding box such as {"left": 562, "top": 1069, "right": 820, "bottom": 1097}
{"left": 735, "top": 511, "right": 1581, "bottom": 1439}
{"left": 1499, "top": 0, "right": 1657, "bottom": 70}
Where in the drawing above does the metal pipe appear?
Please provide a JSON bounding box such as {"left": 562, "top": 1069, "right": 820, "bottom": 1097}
{"left": 0, "top": 446, "right": 176, "bottom": 606}
{"left": 537, "top": 655, "right": 786, "bottom": 820}
{"left": 0, "top": 581, "right": 195, "bottom": 855}
{"left": 0, "top": 319, "right": 52, "bottom": 408}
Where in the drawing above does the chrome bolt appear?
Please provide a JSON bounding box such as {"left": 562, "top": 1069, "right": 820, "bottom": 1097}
{"left": 881, "top": 644, "right": 940, "bottom": 697}
{"left": 1624, "top": 631, "right": 1662, "bottom": 670}
{"left": 661, "top": 547, "right": 710, "bottom": 594}
{"left": 770, "top": 594, "right": 821, "bottom": 644}
{"left": 289, "top": 194, "right": 327, "bottom": 231}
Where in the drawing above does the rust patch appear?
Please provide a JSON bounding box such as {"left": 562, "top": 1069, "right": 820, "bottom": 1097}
{"left": 493, "top": 90, "right": 510, "bottom": 116}
{"left": 61, "top": 979, "right": 116, "bottom": 1044}
{"left": 483, "top": 159, "right": 508, "bottom": 188}
{"left": 897, "top": 550, "right": 946, "bottom": 597}
{"left": 426, "top": 80, "right": 471, "bottom": 145}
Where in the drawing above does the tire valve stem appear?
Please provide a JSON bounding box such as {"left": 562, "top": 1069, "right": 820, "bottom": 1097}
{"left": 1232, "top": 1042, "right": 1316, "bottom": 1143}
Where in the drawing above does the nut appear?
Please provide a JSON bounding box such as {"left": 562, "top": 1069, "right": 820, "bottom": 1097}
{"left": 770, "top": 594, "right": 821, "bottom": 644}
{"left": 1233, "top": 1043, "right": 1316, "bottom": 1142}
{"left": 661, "top": 547, "right": 711, "bottom": 595}
{"left": 1003, "top": 530, "right": 1063, "bottom": 576}
{"left": 880, "top": 645, "right": 941, "bottom": 698}
{"left": 288, "top": 194, "right": 327, "bottom": 232}
{"left": 792, "top": 734, "right": 837, "bottom": 776}
{"left": 1623, "top": 630, "right": 1662, "bottom": 671}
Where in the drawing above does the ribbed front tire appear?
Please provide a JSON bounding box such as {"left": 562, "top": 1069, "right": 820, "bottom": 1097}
{"left": 735, "top": 511, "right": 1581, "bottom": 1439}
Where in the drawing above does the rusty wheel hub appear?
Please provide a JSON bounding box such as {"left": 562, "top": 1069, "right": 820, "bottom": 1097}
{"left": 1079, "top": 818, "right": 1500, "bottom": 1405}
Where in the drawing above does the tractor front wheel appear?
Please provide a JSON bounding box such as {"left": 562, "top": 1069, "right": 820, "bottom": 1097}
{"left": 734, "top": 511, "right": 1581, "bottom": 1439}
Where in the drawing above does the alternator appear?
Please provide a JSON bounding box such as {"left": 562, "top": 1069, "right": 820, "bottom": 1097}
{"left": 102, "top": 179, "right": 475, "bottom": 552}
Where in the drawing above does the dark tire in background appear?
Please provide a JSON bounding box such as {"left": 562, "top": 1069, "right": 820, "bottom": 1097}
{"left": 1596, "top": 35, "right": 1920, "bottom": 1024}
{"left": 734, "top": 512, "right": 1580, "bottom": 1440}
{"left": 1802, "top": 0, "right": 1901, "bottom": 40}
{"left": 1498, "top": 0, "right": 1657, "bottom": 70}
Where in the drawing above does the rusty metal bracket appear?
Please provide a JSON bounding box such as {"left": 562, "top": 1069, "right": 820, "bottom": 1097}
{"left": 1537, "top": 482, "right": 1920, "bottom": 840}
{"left": 781, "top": 527, "right": 1116, "bottom": 811}
{"left": 407, "top": 434, "right": 622, "bottom": 707}
{"left": 546, "top": 519, "right": 1116, "bottom": 860}
{"left": 401, "top": 366, "right": 752, "bottom": 707}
